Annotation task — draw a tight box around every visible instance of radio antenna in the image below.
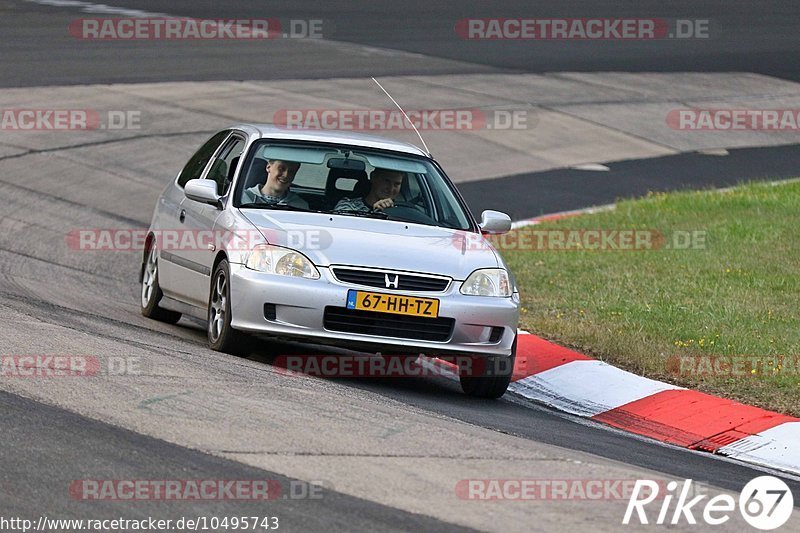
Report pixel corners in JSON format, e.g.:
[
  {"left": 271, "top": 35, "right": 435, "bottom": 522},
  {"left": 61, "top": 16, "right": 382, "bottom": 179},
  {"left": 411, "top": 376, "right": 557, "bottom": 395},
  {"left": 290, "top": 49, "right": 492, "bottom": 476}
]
[{"left": 371, "top": 77, "right": 431, "bottom": 157}]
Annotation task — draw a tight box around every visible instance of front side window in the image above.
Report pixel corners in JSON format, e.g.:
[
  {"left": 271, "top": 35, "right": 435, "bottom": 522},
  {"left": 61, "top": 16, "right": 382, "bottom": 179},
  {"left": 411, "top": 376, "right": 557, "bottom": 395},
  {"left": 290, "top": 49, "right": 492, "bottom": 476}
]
[
  {"left": 234, "top": 141, "right": 473, "bottom": 230},
  {"left": 206, "top": 135, "right": 246, "bottom": 195},
  {"left": 176, "top": 130, "right": 230, "bottom": 187}
]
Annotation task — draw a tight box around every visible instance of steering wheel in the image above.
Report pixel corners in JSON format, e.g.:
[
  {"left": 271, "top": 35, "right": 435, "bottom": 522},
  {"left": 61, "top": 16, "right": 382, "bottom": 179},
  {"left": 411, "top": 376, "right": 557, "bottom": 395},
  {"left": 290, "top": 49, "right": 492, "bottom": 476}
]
[
  {"left": 389, "top": 200, "right": 424, "bottom": 211},
  {"left": 383, "top": 201, "right": 437, "bottom": 224}
]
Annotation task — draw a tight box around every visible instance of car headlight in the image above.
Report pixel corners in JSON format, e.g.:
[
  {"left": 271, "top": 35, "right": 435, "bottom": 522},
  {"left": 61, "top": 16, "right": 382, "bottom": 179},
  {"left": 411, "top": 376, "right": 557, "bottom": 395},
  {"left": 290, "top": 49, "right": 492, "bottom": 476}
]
[
  {"left": 460, "top": 268, "right": 512, "bottom": 297},
  {"left": 245, "top": 244, "right": 320, "bottom": 279}
]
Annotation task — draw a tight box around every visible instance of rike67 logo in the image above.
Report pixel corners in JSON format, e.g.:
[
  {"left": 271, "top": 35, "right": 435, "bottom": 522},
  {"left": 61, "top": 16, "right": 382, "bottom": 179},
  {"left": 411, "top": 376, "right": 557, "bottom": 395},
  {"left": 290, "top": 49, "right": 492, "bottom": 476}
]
[{"left": 624, "top": 476, "right": 794, "bottom": 530}]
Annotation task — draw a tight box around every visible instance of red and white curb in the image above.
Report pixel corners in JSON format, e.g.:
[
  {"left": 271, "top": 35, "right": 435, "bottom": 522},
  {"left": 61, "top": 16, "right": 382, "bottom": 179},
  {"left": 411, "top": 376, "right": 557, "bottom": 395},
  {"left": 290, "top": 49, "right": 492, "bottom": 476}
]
[
  {"left": 510, "top": 203, "right": 616, "bottom": 230},
  {"left": 426, "top": 204, "right": 799, "bottom": 474},
  {"left": 506, "top": 203, "right": 798, "bottom": 475},
  {"left": 510, "top": 333, "right": 800, "bottom": 475},
  {"left": 422, "top": 332, "right": 799, "bottom": 476}
]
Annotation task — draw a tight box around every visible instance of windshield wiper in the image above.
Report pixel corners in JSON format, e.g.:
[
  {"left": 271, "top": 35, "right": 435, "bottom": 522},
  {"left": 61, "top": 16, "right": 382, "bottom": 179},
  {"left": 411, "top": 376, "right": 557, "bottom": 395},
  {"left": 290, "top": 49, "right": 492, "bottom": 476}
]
[
  {"left": 332, "top": 209, "right": 389, "bottom": 219},
  {"left": 239, "top": 203, "right": 315, "bottom": 212}
]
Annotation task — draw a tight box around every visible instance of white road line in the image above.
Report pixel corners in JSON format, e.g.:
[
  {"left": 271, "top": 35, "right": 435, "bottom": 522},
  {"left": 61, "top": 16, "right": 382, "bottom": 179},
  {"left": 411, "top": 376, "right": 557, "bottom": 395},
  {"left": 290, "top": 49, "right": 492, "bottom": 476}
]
[{"left": 23, "top": 0, "right": 170, "bottom": 18}]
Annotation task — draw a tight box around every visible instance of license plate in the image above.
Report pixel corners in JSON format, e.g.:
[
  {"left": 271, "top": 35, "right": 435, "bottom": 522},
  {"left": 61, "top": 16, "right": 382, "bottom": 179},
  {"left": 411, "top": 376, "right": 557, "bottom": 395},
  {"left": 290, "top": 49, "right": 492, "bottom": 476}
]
[{"left": 346, "top": 290, "right": 439, "bottom": 318}]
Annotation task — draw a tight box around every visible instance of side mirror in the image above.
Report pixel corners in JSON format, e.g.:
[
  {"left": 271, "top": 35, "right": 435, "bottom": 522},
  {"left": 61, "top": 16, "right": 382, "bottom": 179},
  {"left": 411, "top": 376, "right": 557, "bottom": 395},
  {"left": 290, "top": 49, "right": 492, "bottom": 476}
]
[
  {"left": 185, "top": 179, "right": 222, "bottom": 207},
  {"left": 479, "top": 210, "right": 512, "bottom": 234}
]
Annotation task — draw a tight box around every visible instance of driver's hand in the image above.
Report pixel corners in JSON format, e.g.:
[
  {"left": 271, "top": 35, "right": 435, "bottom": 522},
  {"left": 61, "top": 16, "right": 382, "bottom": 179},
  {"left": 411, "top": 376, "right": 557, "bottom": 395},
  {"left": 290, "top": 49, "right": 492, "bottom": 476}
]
[{"left": 372, "top": 198, "right": 394, "bottom": 211}]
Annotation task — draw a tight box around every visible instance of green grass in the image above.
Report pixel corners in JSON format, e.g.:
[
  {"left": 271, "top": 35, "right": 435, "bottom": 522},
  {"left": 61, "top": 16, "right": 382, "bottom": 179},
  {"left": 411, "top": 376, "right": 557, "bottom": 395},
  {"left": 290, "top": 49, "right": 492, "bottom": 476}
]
[{"left": 503, "top": 180, "right": 800, "bottom": 416}]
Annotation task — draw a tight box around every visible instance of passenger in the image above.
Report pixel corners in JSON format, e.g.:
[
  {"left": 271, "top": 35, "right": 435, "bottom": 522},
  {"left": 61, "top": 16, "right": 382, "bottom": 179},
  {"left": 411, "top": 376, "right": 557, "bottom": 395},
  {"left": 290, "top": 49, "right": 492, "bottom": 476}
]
[
  {"left": 334, "top": 168, "right": 403, "bottom": 212},
  {"left": 242, "top": 159, "right": 309, "bottom": 209}
]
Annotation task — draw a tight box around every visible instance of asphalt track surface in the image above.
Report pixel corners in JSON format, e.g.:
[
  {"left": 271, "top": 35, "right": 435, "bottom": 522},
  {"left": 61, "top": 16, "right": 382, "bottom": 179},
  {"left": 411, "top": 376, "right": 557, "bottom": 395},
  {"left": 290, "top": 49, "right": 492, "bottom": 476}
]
[
  {"left": 0, "top": 391, "right": 470, "bottom": 532},
  {"left": 2, "top": 0, "right": 800, "bottom": 531},
  {"left": 460, "top": 143, "right": 800, "bottom": 220},
  {"left": 3, "top": 0, "right": 800, "bottom": 87}
]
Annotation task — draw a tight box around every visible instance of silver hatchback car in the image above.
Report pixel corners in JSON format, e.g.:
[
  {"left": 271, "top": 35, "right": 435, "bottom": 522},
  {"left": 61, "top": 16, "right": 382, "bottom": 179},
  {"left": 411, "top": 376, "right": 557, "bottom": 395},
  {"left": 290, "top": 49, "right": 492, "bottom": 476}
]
[{"left": 141, "top": 125, "right": 519, "bottom": 397}]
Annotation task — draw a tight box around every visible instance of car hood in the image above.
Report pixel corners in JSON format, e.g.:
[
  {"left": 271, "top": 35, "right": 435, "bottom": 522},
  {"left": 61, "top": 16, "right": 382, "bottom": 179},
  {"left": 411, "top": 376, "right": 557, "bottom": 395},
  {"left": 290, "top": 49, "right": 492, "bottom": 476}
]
[{"left": 239, "top": 209, "right": 500, "bottom": 279}]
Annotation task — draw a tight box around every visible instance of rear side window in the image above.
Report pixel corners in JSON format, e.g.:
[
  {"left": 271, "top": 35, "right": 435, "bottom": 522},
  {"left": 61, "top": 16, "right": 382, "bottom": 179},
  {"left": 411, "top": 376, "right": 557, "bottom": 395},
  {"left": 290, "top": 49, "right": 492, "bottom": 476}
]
[{"left": 177, "top": 131, "right": 230, "bottom": 187}]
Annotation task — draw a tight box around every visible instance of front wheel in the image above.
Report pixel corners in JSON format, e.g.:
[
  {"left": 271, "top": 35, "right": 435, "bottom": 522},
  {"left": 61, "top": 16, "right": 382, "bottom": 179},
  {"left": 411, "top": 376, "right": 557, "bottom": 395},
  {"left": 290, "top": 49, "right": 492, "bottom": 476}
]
[
  {"left": 208, "top": 259, "right": 250, "bottom": 355},
  {"left": 140, "top": 246, "right": 182, "bottom": 324},
  {"left": 460, "top": 335, "right": 516, "bottom": 399}
]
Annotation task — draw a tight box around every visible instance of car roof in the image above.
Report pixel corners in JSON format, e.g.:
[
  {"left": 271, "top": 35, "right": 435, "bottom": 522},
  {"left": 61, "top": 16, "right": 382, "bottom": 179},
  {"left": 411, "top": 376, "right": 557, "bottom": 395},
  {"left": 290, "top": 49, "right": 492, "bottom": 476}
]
[{"left": 230, "top": 124, "right": 431, "bottom": 159}]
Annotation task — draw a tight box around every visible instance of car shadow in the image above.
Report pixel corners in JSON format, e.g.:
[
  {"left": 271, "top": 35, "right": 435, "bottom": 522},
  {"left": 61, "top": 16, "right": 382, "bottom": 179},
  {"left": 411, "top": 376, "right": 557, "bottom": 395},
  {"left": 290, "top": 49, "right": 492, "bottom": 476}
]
[{"left": 175, "top": 316, "right": 497, "bottom": 406}]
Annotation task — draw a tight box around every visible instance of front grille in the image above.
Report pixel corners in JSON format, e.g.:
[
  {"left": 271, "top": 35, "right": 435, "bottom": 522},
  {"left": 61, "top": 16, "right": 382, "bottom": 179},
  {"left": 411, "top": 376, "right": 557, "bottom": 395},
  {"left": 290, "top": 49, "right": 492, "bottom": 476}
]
[
  {"left": 331, "top": 267, "right": 450, "bottom": 292},
  {"left": 323, "top": 307, "right": 454, "bottom": 342}
]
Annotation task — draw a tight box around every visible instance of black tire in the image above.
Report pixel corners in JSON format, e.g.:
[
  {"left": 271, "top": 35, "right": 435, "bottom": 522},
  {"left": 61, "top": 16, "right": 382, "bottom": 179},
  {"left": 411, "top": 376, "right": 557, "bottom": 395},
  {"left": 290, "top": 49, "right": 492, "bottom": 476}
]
[
  {"left": 208, "top": 259, "right": 250, "bottom": 356},
  {"left": 140, "top": 245, "right": 182, "bottom": 324},
  {"left": 460, "top": 335, "right": 516, "bottom": 399}
]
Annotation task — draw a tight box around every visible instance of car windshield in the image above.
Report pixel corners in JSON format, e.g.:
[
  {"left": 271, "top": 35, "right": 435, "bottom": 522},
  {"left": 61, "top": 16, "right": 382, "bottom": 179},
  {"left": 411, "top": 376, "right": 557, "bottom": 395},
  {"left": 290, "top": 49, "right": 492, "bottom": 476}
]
[{"left": 234, "top": 141, "right": 473, "bottom": 230}]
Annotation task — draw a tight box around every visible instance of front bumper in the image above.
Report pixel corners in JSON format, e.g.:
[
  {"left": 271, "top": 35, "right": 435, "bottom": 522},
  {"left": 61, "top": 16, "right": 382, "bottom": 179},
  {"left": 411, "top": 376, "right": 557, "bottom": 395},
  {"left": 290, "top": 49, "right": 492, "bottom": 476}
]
[{"left": 228, "top": 263, "right": 518, "bottom": 357}]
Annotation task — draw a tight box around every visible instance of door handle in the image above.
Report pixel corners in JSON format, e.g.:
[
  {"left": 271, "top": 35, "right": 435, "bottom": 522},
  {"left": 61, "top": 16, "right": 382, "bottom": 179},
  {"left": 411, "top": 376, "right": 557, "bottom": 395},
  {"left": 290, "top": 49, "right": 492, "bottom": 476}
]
[{"left": 179, "top": 209, "right": 186, "bottom": 223}]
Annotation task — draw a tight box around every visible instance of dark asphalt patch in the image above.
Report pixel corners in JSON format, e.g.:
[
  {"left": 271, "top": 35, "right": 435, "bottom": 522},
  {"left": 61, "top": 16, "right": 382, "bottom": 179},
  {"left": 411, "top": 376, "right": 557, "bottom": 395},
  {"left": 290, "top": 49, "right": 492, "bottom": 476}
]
[
  {"left": 0, "top": 390, "right": 475, "bottom": 532},
  {"left": 458, "top": 143, "right": 800, "bottom": 220}
]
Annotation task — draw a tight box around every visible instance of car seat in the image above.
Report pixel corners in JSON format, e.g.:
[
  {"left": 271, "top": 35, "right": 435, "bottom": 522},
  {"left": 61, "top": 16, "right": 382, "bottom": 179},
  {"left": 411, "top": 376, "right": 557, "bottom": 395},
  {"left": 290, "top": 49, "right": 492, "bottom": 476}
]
[
  {"left": 243, "top": 157, "right": 269, "bottom": 191},
  {"left": 325, "top": 168, "right": 368, "bottom": 208}
]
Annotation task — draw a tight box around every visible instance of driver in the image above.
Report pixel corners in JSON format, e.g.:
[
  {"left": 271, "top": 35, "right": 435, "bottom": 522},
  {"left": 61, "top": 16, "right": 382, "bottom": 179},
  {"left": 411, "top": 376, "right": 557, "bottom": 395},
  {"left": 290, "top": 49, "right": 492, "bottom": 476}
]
[{"left": 334, "top": 168, "right": 403, "bottom": 212}]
